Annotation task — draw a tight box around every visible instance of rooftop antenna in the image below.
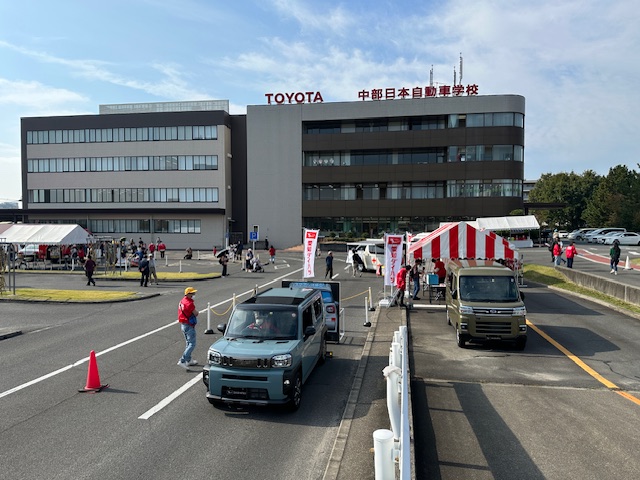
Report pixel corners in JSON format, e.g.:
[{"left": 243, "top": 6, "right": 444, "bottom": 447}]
[
  {"left": 459, "top": 52, "right": 463, "bottom": 85},
  {"left": 429, "top": 65, "right": 434, "bottom": 87},
  {"left": 453, "top": 65, "right": 457, "bottom": 86}
]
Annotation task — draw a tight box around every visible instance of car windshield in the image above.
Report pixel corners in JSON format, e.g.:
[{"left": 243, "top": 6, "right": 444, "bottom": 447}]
[
  {"left": 459, "top": 276, "right": 519, "bottom": 302},
  {"left": 225, "top": 308, "right": 298, "bottom": 340}
]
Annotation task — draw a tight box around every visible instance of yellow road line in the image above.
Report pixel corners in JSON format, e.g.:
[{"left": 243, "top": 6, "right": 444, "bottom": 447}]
[{"left": 526, "top": 319, "right": 640, "bottom": 406}]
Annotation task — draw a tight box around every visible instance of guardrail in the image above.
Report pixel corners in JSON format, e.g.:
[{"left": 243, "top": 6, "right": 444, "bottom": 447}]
[{"left": 374, "top": 325, "right": 411, "bottom": 479}]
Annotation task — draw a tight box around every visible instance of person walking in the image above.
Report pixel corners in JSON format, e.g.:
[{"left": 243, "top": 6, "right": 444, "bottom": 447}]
[
  {"left": 352, "top": 249, "right": 364, "bottom": 277},
  {"left": 84, "top": 254, "right": 96, "bottom": 286},
  {"left": 565, "top": 241, "right": 578, "bottom": 268},
  {"left": 610, "top": 239, "right": 621, "bottom": 275},
  {"left": 395, "top": 265, "right": 410, "bottom": 307},
  {"left": 325, "top": 251, "right": 334, "bottom": 279},
  {"left": 177, "top": 287, "right": 199, "bottom": 368},
  {"left": 148, "top": 252, "right": 158, "bottom": 284},
  {"left": 138, "top": 254, "right": 150, "bottom": 287},
  {"left": 410, "top": 260, "right": 422, "bottom": 300},
  {"left": 268, "top": 245, "right": 276, "bottom": 264}
]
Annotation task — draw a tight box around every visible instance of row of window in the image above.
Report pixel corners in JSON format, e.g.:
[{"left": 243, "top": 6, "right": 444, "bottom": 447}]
[
  {"left": 91, "top": 219, "right": 201, "bottom": 234},
  {"left": 303, "top": 180, "right": 522, "bottom": 200},
  {"left": 303, "top": 112, "right": 524, "bottom": 134},
  {"left": 28, "top": 187, "right": 219, "bottom": 204},
  {"left": 27, "top": 155, "right": 219, "bottom": 173},
  {"left": 34, "top": 219, "right": 201, "bottom": 234},
  {"left": 26, "top": 125, "right": 218, "bottom": 145},
  {"left": 304, "top": 145, "right": 523, "bottom": 166}
]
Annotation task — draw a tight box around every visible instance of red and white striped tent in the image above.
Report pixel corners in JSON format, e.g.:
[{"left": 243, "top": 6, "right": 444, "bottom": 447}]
[{"left": 408, "top": 221, "right": 517, "bottom": 260}]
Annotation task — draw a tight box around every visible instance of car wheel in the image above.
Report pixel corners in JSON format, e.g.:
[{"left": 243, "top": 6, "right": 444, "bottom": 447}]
[
  {"left": 319, "top": 337, "right": 327, "bottom": 365},
  {"left": 286, "top": 373, "right": 302, "bottom": 411},
  {"left": 515, "top": 337, "right": 527, "bottom": 351},
  {"left": 456, "top": 328, "right": 466, "bottom": 348}
]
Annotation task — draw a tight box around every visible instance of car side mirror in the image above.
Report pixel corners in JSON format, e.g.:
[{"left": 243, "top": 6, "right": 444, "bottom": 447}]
[
  {"left": 217, "top": 323, "right": 227, "bottom": 334},
  {"left": 304, "top": 326, "right": 317, "bottom": 339},
  {"left": 451, "top": 290, "right": 458, "bottom": 300}
]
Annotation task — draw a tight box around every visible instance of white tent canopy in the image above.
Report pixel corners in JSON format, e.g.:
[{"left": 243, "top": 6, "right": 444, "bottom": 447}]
[
  {"left": 472, "top": 215, "right": 540, "bottom": 232},
  {"left": 2, "top": 224, "right": 93, "bottom": 245}
]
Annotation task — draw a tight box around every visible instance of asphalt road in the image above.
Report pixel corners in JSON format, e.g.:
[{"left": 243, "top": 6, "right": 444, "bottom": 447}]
[
  {"left": 0, "top": 253, "right": 380, "bottom": 480},
  {"left": 410, "top": 243, "right": 640, "bottom": 479}
]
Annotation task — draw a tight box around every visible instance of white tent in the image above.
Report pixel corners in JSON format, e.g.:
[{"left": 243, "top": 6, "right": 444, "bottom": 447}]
[
  {"left": 473, "top": 215, "right": 540, "bottom": 232},
  {"left": 2, "top": 224, "right": 93, "bottom": 245}
]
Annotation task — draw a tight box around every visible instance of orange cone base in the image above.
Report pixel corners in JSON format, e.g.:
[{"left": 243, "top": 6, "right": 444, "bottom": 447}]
[{"left": 78, "top": 384, "right": 109, "bottom": 393}]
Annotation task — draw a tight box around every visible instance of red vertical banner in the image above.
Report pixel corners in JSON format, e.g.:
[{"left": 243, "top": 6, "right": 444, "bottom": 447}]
[
  {"left": 384, "top": 234, "right": 404, "bottom": 286},
  {"left": 303, "top": 229, "right": 319, "bottom": 278}
]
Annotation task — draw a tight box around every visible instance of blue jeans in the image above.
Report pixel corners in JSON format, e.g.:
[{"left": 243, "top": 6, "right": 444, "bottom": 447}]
[
  {"left": 180, "top": 323, "right": 196, "bottom": 363},
  {"left": 413, "top": 279, "right": 420, "bottom": 298}
]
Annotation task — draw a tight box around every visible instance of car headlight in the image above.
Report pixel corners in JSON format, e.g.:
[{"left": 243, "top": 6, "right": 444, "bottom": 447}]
[
  {"left": 460, "top": 305, "right": 474, "bottom": 315},
  {"left": 271, "top": 353, "right": 292, "bottom": 368},
  {"left": 513, "top": 306, "right": 527, "bottom": 316},
  {"left": 208, "top": 350, "right": 221, "bottom": 365}
]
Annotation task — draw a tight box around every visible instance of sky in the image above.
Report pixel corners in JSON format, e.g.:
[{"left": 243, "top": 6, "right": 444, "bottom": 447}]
[{"left": 1, "top": 0, "right": 638, "bottom": 202}]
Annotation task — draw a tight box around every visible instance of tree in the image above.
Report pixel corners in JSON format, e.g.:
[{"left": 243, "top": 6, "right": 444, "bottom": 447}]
[
  {"left": 529, "top": 171, "right": 602, "bottom": 229},
  {"left": 583, "top": 165, "right": 640, "bottom": 230}
]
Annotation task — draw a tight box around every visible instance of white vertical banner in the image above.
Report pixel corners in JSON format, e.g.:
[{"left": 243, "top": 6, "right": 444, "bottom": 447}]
[
  {"left": 384, "top": 234, "right": 404, "bottom": 286},
  {"left": 303, "top": 229, "right": 319, "bottom": 278}
]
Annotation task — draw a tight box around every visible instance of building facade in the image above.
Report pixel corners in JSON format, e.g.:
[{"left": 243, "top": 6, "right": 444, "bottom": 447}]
[
  {"left": 18, "top": 94, "right": 525, "bottom": 250},
  {"left": 247, "top": 94, "right": 525, "bottom": 247},
  {"left": 20, "top": 101, "right": 243, "bottom": 251}
]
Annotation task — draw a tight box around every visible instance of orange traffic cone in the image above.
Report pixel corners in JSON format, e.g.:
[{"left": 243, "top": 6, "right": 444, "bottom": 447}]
[{"left": 79, "top": 350, "right": 108, "bottom": 393}]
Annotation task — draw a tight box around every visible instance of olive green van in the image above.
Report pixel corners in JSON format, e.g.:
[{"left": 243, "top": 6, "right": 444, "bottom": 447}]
[{"left": 445, "top": 260, "right": 527, "bottom": 349}]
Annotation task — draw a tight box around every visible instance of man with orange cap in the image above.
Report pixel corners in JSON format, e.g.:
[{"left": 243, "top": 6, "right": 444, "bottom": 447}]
[{"left": 177, "top": 286, "right": 199, "bottom": 369}]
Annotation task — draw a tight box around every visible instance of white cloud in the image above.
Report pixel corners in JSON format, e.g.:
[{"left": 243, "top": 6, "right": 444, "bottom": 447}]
[{"left": 0, "top": 78, "right": 88, "bottom": 108}]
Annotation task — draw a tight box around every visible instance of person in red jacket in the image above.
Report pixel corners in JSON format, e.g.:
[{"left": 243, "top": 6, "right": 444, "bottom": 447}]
[
  {"left": 565, "top": 241, "right": 578, "bottom": 268},
  {"left": 394, "top": 265, "right": 410, "bottom": 307},
  {"left": 177, "top": 287, "right": 199, "bottom": 369}
]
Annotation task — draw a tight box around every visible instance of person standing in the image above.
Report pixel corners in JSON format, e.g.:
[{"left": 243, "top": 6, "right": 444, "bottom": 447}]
[
  {"left": 553, "top": 241, "right": 565, "bottom": 266},
  {"left": 177, "top": 287, "right": 198, "bottom": 368},
  {"left": 565, "top": 241, "right": 578, "bottom": 268},
  {"left": 219, "top": 252, "right": 229, "bottom": 277},
  {"left": 325, "top": 251, "right": 334, "bottom": 279},
  {"left": 245, "top": 248, "right": 254, "bottom": 271},
  {"left": 395, "top": 265, "right": 410, "bottom": 307},
  {"left": 433, "top": 258, "right": 446, "bottom": 284},
  {"left": 157, "top": 239, "right": 166, "bottom": 259},
  {"left": 265, "top": 237, "right": 269, "bottom": 250},
  {"left": 138, "top": 254, "right": 150, "bottom": 287},
  {"left": 84, "top": 255, "right": 96, "bottom": 286},
  {"left": 268, "top": 245, "right": 276, "bottom": 264},
  {"left": 148, "top": 252, "right": 158, "bottom": 284},
  {"left": 610, "top": 239, "right": 621, "bottom": 275},
  {"left": 410, "top": 260, "right": 422, "bottom": 300}
]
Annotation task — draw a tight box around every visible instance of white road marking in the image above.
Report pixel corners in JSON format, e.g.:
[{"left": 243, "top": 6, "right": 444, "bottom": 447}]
[
  {"left": 138, "top": 375, "right": 202, "bottom": 419},
  {"left": 0, "top": 268, "right": 303, "bottom": 403}
]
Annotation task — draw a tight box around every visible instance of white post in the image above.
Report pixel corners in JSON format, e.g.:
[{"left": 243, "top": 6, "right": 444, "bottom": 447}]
[
  {"left": 179, "top": 260, "right": 182, "bottom": 273},
  {"left": 204, "top": 301, "right": 214, "bottom": 334},
  {"left": 197, "top": 250, "right": 200, "bottom": 260},
  {"left": 165, "top": 253, "right": 168, "bottom": 267},
  {"left": 363, "top": 297, "right": 371, "bottom": 327},
  {"left": 383, "top": 365, "right": 401, "bottom": 440},
  {"left": 368, "top": 286, "right": 376, "bottom": 311},
  {"left": 373, "top": 429, "right": 395, "bottom": 480},
  {"left": 233, "top": 293, "right": 237, "bottom": 309}
]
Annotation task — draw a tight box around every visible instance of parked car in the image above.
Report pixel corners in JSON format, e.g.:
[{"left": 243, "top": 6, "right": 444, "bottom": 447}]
[
  {"left": 557, "top": 230, "right": 569, "bottom": 239},
  {"left": 591, "top": 229, "right": 627, "bottom": 244},
  {"left": 603, "top": 232, "right": 640, "bottom": 246},
  {"left": 584, "top": 228, "right": 626, "bottom": 243},
  {"left": 567, "top": 228, "right": 596, "bottom": 241},
  {"left": 17, "top": 244, "right": 46, "bottom": 261}
]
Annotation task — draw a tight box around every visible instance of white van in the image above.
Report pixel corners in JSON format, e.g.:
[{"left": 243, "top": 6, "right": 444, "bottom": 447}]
[{"left": 347, "top": 240, "right": 385, "bottom": 272}]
